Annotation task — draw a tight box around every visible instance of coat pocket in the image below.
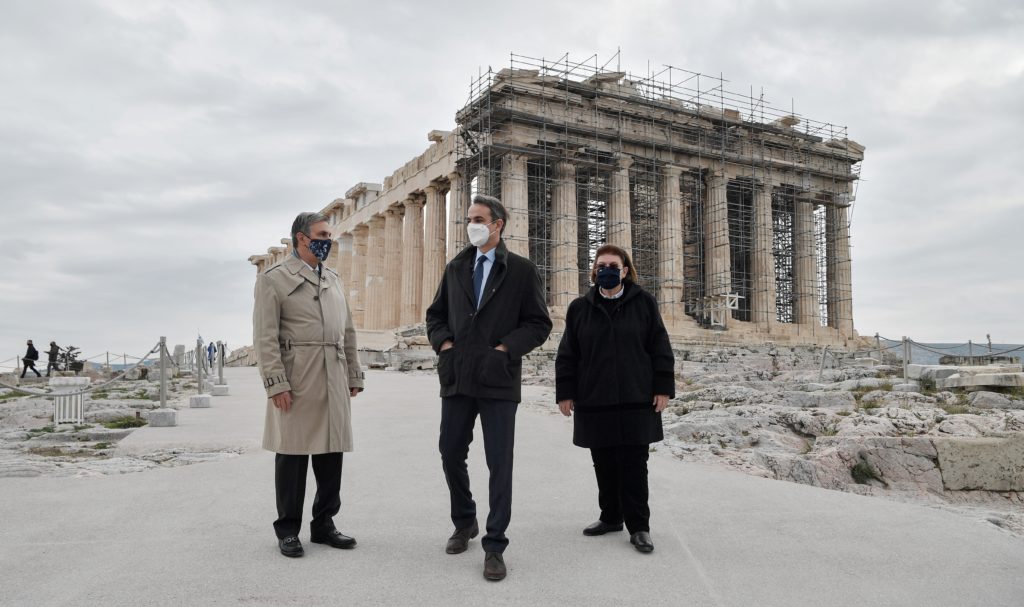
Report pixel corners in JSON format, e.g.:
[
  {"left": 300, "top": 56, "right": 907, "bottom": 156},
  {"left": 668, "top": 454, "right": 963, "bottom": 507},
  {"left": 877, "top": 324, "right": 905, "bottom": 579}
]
[
  {"left": 437, "top": 349, "right": 456, "bottom": 386},
  {"left": 478, "top": 348, "right": 515, "bottom": 388}
]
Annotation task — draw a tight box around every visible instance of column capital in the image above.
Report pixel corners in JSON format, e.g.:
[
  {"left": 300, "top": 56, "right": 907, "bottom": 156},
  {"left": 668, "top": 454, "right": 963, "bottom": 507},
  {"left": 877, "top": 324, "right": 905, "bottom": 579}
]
[
  {"left": 502, "top": 151, "right": 529, "bottom": 163},
  {"left": 555, "top": 159, "right": 576, "bottom": 177},
  {"left": 423, "top": 182, "right": 441, "bottom": 195},
  {"left": 615, "top": 154, "right": 634, "bottom": 171},
  {"left": 403, "top": 197, "right": 425, "bottom": 210},
  {"left": 662, "top": 164, "right": 684, "bottom": 178},
  {"left": 383, "top": 206, "right": 404, "bottom": 218}
]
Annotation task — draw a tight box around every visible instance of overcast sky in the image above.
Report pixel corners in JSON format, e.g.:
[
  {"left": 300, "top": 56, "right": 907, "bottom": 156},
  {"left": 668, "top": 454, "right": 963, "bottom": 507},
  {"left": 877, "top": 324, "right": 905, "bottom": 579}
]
[{"left": 2, "top": 0, "right": 1022, "bottom": 364}]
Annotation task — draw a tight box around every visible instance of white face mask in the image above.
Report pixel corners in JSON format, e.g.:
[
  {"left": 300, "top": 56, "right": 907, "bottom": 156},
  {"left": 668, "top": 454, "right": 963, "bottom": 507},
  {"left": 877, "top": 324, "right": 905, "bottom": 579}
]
[{"left": 467, "top": 222, "right": 494, "bottom": 248}]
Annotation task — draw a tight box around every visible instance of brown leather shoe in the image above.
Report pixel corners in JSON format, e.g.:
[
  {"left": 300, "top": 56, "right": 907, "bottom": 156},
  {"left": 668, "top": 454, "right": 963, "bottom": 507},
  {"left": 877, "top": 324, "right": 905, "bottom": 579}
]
[
  {"left": 445, "top": 520, "right": 479, "bottom": 554},
  {"left": 483, "top": 551, "right": 506, "bottom": 581}
]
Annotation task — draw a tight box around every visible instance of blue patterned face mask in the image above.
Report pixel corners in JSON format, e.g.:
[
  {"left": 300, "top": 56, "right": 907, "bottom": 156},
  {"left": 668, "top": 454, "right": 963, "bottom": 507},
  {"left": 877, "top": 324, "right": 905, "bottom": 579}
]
[{"left": 308, "top": 238, "right": 332, "bottom": 262}]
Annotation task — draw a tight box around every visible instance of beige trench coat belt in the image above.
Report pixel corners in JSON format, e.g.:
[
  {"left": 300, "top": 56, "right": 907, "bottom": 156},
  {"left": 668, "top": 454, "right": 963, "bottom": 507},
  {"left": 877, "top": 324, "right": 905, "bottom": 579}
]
[{"left": 280, "top": 339, "right": 346, "bottom": 360}]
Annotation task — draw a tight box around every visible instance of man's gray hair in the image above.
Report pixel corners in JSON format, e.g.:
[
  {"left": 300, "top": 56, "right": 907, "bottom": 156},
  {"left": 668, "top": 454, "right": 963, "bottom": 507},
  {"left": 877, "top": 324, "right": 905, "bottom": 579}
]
[
  {"left": 291, "top": 212, "right": 329, "bottom": 248},
  {"left": 471, "top": 194, "right": 508, "bottom": 235}
]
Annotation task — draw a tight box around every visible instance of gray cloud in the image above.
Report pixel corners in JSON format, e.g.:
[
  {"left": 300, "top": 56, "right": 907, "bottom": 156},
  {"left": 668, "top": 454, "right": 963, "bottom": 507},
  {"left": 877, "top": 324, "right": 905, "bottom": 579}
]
[{"left": 1, "top": 0, "right": 1022, "bottom": 362}]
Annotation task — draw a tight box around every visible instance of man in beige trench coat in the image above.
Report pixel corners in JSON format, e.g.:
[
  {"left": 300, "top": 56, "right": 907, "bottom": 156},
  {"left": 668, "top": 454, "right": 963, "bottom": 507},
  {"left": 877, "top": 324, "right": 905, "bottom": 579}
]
[{"left": 254, "top": 211, "right": 365, "bottom": 558}]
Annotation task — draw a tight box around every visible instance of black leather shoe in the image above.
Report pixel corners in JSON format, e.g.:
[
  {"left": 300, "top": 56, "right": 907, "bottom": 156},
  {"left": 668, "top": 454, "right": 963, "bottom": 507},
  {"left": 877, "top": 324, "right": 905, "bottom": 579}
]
[
  {"left": 483, "top": 551, "right": 506, "bottom": 581},
  {"left": 445, "top": 520, "right": 479, "bottom": 554},
  {"left": 310, "top": 529, "right": 357, "bottom": 549},
  {"left": 630, "top": 531, "right": 654, "bottom": 553},
  {"left": 278, "top": 535, "right": 304, "bottom": 558},
  {"left": 583, "top": 520, "right": 624, "bottom": 536}
]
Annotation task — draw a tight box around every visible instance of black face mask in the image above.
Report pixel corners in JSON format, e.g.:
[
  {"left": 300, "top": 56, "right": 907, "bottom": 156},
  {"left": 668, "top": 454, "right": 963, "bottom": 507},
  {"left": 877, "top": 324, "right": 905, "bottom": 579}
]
[{"left": 596, "top": 266, "right": 622, "bottom": 289}]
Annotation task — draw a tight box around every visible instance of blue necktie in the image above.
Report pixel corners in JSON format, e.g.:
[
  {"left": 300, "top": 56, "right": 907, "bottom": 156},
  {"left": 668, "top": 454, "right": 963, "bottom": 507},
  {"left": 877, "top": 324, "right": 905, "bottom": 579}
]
[{"left": 473, "top": 255, "right": 487, "bottom": 308}]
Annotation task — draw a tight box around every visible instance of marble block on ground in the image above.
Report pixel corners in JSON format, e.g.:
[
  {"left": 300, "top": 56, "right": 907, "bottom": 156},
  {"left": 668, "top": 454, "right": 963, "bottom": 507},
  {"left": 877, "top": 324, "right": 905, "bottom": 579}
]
[
  {"left": 211, "top": 384, "right": 230, "bottom": 396},
  {"left": 189, "top": 394, "right": 212, "bottom": 408},
  {"left": 149, "top": 409, "right": 178, "bottom": 427}
]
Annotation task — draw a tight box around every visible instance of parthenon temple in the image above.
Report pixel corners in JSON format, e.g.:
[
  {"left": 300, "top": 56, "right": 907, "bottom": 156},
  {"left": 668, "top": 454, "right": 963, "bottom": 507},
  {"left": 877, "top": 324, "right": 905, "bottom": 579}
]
[{"left": 249, "top": 54, "right": 865, "bottom": 347}]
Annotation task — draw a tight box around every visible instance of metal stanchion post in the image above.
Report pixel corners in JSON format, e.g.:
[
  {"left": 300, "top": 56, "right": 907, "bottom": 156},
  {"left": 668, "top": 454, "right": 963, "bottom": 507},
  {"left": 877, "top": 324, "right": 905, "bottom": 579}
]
[
  {"left": 217, "top": 340, "right": 224, "bottom": 385},
  {"left": 875, "top": 333, "right": 882, "bottom": 361},
  {"left": 159, "top": 336, "right": 168, "bottom": 407},
  {"left": 196, "top": 339, "right": 203, "bottom": 395},
  {"left": 902, "top": 336, "right": 909, "bottom": 381},
  {"left": 968, "top": 340, "right": 974, "bottom": 361}
]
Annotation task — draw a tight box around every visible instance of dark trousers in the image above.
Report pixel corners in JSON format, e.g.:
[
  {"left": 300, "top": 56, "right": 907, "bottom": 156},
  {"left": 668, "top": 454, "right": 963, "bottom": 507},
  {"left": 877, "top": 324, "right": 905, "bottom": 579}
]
[
  {"left": 273, "top": 452, "right": 343, "bottom": 539},
  {"left": 590, "top": 445, "right": 651, "bottom": 534},
  {"left": 46, "top": 361, "right": 59, "bottom": 376},
  {"left": 439, "top": 396, "right": 517, "bottom": 553},
  {"left": 20, "top": 359, "right": 40, "bottom": 378}
]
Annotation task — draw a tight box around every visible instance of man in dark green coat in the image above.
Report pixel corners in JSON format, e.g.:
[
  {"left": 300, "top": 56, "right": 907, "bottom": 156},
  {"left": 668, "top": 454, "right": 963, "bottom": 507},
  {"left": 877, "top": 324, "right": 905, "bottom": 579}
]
[{"left": 425, "top": 194, "right": 552, "bottom": 581}]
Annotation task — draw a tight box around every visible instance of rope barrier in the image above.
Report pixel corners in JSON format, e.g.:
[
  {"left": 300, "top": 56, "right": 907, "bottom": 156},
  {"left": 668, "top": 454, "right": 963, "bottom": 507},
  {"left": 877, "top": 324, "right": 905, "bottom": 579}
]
[
  {"left": 905, "top": 339, "right": 973, "bottom": 352},
  {"left": 961, "top": 343, "right": 1024, "bottom": 357},
  {"left": 906, "top": 341, "right": 962, "bottom": 357},
  {"left": 0, "top": 342, "right": 162, "bottom": 398}
]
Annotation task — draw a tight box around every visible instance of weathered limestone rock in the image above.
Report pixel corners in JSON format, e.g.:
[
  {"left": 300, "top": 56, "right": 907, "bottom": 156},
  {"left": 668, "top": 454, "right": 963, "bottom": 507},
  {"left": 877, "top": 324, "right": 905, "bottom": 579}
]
[
  {"left": 936, "top": 371, "right": 1024, "bottom": 390},
  {"left": 891, "top": 383, "right": 921, "bottom": 393},
  {"left": 777, "top": 391, "right": 856, "bottom": 409},
  {"left": 148, "top": 409, "right": 178, "bottom": 427},
  {"left": 211, "top": 385, "right": 230, "bottom": 396},
  {"left": 969, "top": 391, "right": 1012, "bottom": 409},
  {"left": 934, "top": 436, "right": 1024, "bottom": 491},
  {"left": 677, "top": 385, "right": 767, "bottom": 405},
  {"left": 189, "top": 395, "right": 211, "bottom": 409}
]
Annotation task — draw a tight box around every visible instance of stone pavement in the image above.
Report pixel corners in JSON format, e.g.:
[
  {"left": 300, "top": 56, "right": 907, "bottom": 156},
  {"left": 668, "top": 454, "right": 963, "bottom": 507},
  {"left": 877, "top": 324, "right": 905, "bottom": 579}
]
[{"left": 1, "top": 367, "right": 1022, "bottom": 606}]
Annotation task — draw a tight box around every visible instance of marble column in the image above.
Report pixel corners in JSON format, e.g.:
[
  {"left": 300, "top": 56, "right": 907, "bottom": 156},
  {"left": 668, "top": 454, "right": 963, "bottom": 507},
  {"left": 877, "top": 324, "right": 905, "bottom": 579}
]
[
  {"left": 751, "top": 181, "right": 777, "bottom": 329},
  {"left": 325, "top": 240, "right": 340, "bottom": 273},
  {"left": 400, "top": 197, "right": 425, "bottom": 326},
  {"left": 501, "top": 153, "right": 529, "bottom": 257},
  {"left": 607, "top": 155, "right": 633, "bottom": 255},
  {"left": 383, "top": 207, "right": 404, "bottom": 329},
  {"left": 349, "top": 225, "right": 369, "bottom": 328},
  {"left": 476, "top": 167, "right": 491, "bottom": 198},
  {"left": 447, "top": 170, "right": 469, "bottom": 259},
  {"left": 704, "top": 171, "right": 731, "bottom": 327},
  {"left": 421, "top": 184, "right": 447, "bottom": 313},
  {"left": 793, "top": 195, "right": 820, "bottom": 328},
  {"left": 334, "top": 232, "right": 354, "bottom": 284},
  {"left": 826, "top": 196, "right": 854, "bottom": 334},
  {"left": 364, "top": 217, "right": 386, "bottom": 329},
  {"left": 551, "top": 160, "right": 578, "bottom": 310},
  {"left": 657, "top": 165, "right": 685, "bottom": 330}
]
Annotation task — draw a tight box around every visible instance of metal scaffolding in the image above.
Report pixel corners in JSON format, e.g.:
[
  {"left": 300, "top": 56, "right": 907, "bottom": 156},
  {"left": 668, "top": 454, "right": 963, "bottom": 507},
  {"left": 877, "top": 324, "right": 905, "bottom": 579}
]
[{"left": 453, "top": 52, "right": 862, "bottom": 338}]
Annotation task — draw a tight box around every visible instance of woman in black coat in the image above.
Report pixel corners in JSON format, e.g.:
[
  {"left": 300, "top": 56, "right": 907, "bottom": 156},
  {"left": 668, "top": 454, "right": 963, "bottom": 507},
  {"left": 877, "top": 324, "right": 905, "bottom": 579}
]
[{"left": 555, "top": 243, "right": 675, "bottom": 553}]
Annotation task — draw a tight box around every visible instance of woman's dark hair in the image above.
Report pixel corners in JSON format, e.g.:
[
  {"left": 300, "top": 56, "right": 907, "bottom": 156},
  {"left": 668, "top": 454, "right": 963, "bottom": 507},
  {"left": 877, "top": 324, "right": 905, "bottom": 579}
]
[{"left": 589, "top": 243, "right": 639, "bottom": 285}]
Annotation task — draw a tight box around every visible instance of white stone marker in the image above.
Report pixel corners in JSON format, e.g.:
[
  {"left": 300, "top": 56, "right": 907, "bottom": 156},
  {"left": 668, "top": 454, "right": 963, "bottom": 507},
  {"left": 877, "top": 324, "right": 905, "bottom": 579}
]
[
  {"left": 149, "top": 409, "right": 178, "bottom": 427},
  {"left": 189, "top": 394, "right": 212, "bottom": 408}
]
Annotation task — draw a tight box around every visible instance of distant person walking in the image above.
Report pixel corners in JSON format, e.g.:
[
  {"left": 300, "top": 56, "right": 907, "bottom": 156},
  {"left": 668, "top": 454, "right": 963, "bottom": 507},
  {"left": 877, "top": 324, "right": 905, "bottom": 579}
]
[
  {"left": 207, "top": 342, "right": 216, "bottom": 368},
  {"left": 254, "top": 211, "right": 365, "bottom": 559},
  {"left": 46, "top": 341, "right": 60, "bottom": 377},
  {"left": 555, "top": 244, "right": 675, "bottom": 554},
  {"left": 21, "top": 340, "right": 41, "bottom": 378}
]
